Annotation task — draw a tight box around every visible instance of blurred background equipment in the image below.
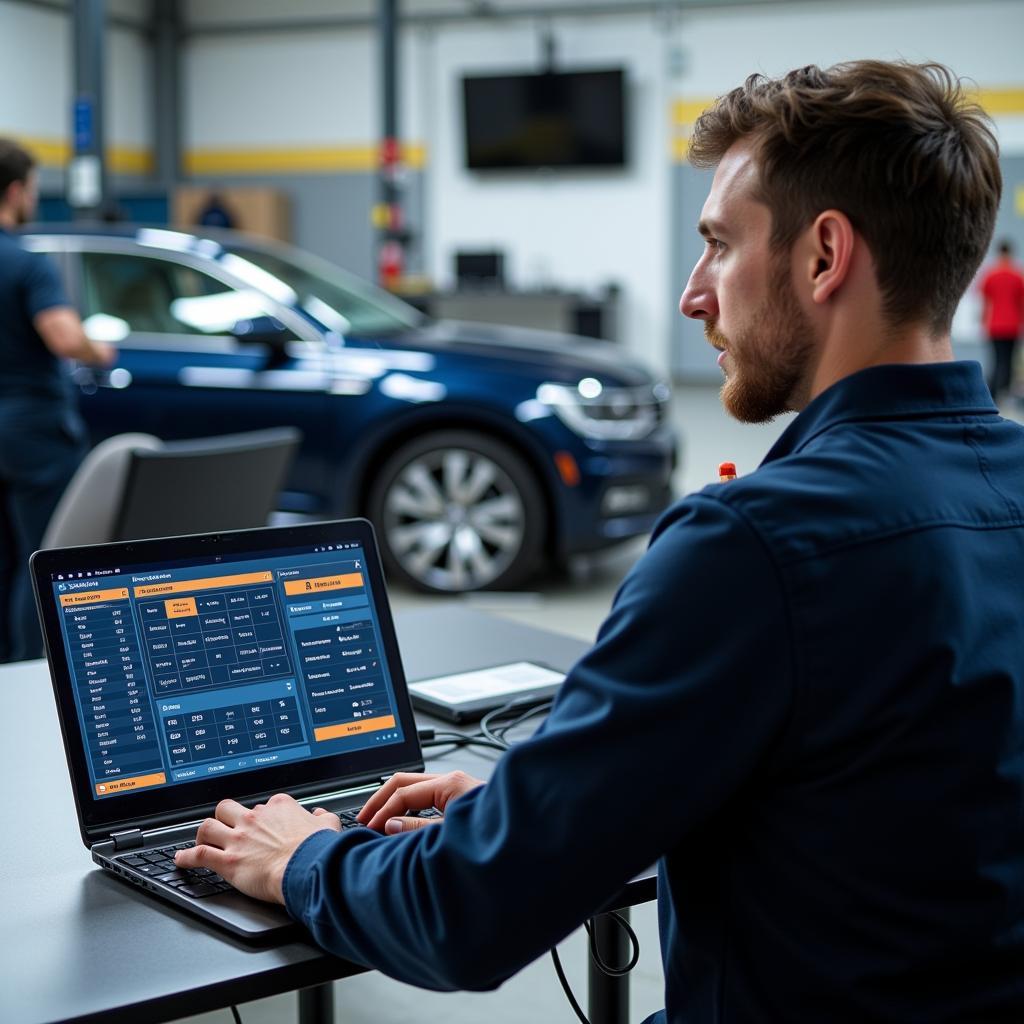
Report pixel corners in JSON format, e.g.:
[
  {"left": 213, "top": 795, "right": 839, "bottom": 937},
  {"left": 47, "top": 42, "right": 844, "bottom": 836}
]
[
  {"left": 462, "top": 67, "right": 628, "bottom": 171},
  {"left": 173, "top": 186, "right": 290, "bottom": 243},
  {"left": 455, "top": 249, "right": 505, "bottom": 290}
]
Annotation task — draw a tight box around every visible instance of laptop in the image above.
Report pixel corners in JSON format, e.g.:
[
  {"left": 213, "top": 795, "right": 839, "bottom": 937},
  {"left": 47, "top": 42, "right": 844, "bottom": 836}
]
[{"left": 31, "top": 518, "right": 427, "bottom": 941}]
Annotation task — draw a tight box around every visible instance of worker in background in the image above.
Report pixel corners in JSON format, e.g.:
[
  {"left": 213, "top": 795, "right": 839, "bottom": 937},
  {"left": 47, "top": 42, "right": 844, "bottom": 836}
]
[
  {"left": 0, "top": 139, "right": 115, "bottom": 662},
  {"left": 979, "top": 238, "right": 1024, "bottom": 402},
  {"left": 177, "top": 63, "right": 1024, "bottom": 1022}
]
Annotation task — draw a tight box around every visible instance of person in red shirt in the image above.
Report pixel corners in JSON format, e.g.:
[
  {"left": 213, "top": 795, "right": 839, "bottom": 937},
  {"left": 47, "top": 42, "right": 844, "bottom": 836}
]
[{"left": 979, "top": 239, "right": 1024, "bottom": 400}]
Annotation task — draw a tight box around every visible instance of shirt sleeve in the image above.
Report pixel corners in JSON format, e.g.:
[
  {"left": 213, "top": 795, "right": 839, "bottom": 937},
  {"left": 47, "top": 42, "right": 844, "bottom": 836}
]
[
  {"left": 283, "top": 493, "right": 795, "bottom": 991},
  {"left": 21, "top": 250, "right": 70, "bottom": 319}
]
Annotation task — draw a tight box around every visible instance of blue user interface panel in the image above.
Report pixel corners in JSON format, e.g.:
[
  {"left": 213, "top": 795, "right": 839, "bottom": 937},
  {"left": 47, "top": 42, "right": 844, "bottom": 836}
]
[{"left": 50, "top": 543, "right": 404, "bottom": 799}]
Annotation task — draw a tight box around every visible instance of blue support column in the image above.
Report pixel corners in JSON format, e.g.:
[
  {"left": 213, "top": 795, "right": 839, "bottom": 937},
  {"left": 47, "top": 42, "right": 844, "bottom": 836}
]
[{"left": 70, "top": 0, "right": 108, "bottom": 218}]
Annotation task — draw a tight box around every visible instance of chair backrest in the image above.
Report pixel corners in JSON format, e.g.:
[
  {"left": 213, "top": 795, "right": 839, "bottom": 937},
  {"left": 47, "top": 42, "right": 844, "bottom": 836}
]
[
  {"left": 41, "top": 428, "right": 302, "bottom": 549},
  {"left": 41, "top": 433, "right": 163, "bottom": 548},
  {"left": 113, "top": 427, "right": 302, "bottom": 540}
]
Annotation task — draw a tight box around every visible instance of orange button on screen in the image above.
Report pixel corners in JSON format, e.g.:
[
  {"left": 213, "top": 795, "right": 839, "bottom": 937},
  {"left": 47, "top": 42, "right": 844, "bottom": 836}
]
[
  {"left": 95, "top": 772, "right": 167, "bottom": 796},
  {"left": 59, "top": 587, "right": 130, "bottom": 608},
  {"left": 165, "top": 597, "right": 198, "bottom": 619},
  {"left": 133, "top": 571, "right": 273, "bottom": 598},
  {"left": 314, "top": 715, "right": 396, "bottom": 742},
  {"left": 284, "top": 572, "right": 364, "bottom": 597}
]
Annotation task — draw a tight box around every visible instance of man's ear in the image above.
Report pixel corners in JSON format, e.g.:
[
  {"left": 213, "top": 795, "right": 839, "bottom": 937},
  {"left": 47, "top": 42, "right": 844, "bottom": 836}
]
[
  {"left": 1, "top": 179, "right": 22, "bottom": 211},
  {"left": 805, "top": 209, "right": 855, "bottom": 306}
]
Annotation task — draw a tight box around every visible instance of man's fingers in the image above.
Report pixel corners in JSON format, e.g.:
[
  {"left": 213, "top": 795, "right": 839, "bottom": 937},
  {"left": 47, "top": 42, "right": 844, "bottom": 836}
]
[
  {"left": 194, "top": 816, "right": 234, "bottom": 849},
  {"left": 311, "top": 807, "right": 342, "bottom": 830},
  {"left": 214, "top": 798, "right": 247, "bottom": 826},
  {"left": 357, "top": 772, "right": 439, "bottom": 824},
  {"left": 364, "top": 778, "right": 443, "bottom": 832},
  {"left": 384, "top": 815, "right": 443, "bottom": 835},
  {"left": 175, "top": 843, "right": 231, "bottom": 873}
]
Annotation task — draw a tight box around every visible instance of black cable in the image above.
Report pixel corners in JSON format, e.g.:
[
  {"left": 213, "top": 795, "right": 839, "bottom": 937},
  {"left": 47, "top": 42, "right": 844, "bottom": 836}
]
[
  {"left": 422, "top": 701, "right": 640, "bottom": 1016},
  {"left": 479, "top": 704, "right": 511, "bottom": 750},
  {"left": 550, "top": 948, "right": 590, "bottom": 1024},
  {"left": 496, "top": 701, "right": 552, "bottom": 742},
  {"left": 583, "top": 911, "right": 641, "bottom": 976},
  {"left": 480, "top": 697, "right": 553, "bottom": 750},
  {"left": 229, "top": 1006, "right": 243, "bottom": 1024}
]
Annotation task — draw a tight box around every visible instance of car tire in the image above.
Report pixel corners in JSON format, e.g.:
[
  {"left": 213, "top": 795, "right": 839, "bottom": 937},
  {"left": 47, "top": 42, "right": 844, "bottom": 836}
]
[{"left": 367, "top": 430, "right": 546, "bottom": 593}]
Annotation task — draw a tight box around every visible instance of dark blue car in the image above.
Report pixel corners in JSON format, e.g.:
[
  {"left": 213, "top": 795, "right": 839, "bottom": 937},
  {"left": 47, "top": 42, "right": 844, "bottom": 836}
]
[{"left": 22, "top": 226, "right": 677, "bottom": 593}]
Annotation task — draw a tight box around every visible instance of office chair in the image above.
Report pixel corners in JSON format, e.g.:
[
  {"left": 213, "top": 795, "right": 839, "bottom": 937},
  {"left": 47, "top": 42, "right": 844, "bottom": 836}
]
[{"left": 42, "top": 427, "right": 302, "bottom": 548}]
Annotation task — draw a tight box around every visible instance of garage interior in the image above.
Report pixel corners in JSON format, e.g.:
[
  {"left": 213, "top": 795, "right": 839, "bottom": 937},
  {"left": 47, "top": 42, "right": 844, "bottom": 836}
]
[{"left": 1, "top": 1, "right": 1023, "bottom": 1022}]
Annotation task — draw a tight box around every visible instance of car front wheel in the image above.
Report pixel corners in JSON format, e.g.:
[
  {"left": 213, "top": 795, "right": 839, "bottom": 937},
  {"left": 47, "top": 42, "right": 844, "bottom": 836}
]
[{"left": 367, "top": 430, "right": 545, "bottom": 593}]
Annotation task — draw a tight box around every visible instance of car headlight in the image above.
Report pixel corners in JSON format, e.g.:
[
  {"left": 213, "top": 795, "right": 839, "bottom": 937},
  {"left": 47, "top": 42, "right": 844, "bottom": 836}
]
[{"left": 537, "top": 380, "right": 670, "bottom": 440}]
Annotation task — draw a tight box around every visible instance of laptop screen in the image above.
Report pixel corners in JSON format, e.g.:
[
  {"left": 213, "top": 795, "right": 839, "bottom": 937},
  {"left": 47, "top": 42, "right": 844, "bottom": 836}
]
[{"left": 33, "top": 520, "right": 423, "bottom": 838}]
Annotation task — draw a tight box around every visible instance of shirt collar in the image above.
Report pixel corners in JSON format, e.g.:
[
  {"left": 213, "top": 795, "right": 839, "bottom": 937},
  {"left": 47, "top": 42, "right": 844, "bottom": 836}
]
[{"left": 762, "top": 361, "right": 997, "bottom": 466}]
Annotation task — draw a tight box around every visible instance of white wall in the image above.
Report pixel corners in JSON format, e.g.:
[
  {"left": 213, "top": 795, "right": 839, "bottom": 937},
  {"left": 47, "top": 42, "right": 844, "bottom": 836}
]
[
  {"left": 669, "top": 0, "right": 1024, "bottom": 152},
  {"left": 186, "top": 29, "right": 381, "bottom": 149},
  {"left": 178, "top": 0, "right": 1024, "bottom": 376},
  {"left": 666, "top": 0, "right": 1024, "bottom": 366},
  {"left": 0, "top": 1, "right": 68, "bottom": 141},
  {"left": 0, "top": 0, "right": 153, "bottom": 164},
  {"left": 419, "top": 14, "right": 672, "bottom": 368},
  {"left": 178, "top": 3, "right": 672, "bottom": 366}
]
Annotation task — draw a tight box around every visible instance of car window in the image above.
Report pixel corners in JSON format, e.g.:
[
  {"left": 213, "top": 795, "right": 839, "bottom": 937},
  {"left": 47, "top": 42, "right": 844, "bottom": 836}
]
[
  {"left": 227, "top": 245, "right": 423, "bottom": 336},
  {"left": 80, "top": 251, "right": 295, "bottom": 338}
]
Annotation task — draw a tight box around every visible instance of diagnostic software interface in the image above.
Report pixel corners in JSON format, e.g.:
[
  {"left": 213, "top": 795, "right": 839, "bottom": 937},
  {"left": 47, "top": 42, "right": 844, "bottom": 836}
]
[{"left": 49, "top": 541, "right": 405, "bottom": 799}]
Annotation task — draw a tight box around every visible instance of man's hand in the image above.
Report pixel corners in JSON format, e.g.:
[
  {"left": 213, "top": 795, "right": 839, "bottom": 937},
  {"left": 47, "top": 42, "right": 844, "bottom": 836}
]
[
  {"left": 357, "top": 770, "right": 484, "bottom": 835},
  {"left": 85, "top": 339, "right": 117, "bottom": 367},
  {"left": 34, "top": 307, "right": 117, "bottom": 366},
  {"left": 174, "top": 793, "right": 340, "bottom": 904}
]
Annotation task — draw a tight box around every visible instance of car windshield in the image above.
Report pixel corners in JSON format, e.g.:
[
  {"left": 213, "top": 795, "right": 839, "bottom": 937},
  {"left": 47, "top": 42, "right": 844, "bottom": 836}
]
[{"left": 225, "top": 244, "right": 425, "bottom": 337}]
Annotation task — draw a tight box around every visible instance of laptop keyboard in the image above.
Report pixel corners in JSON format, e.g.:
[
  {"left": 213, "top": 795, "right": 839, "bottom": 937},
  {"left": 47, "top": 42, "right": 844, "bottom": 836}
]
[
  {"left": 116, "top": 808, "right": 441, "bottom": 899},
  {"left": 117, "top": 842, "right": 231, "bottom": 898}
]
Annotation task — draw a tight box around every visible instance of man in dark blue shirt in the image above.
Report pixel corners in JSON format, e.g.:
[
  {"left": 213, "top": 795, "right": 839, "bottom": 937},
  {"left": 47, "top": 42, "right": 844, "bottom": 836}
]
[
  {"left": 0, "top": 139, "right": 114, "bottom": 661},
  {"left": 178, "top": 62, "right": 1024, "bottom": 1021}
]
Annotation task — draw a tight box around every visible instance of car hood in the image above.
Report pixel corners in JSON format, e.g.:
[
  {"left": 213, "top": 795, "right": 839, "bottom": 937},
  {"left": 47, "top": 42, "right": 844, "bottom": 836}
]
[{"left": 381, "top": 319, "right": 657, "bottom": 387}]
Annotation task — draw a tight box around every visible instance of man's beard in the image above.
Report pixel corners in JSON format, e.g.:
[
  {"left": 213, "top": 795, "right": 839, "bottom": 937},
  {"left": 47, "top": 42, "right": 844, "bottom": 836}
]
[{"left": 705, "top": 264, "right": 816, "bottom": 423}]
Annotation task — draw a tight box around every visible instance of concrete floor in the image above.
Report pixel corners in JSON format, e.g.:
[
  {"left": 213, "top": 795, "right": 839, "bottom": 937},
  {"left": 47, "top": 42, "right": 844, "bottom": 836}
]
[{"left": 172, "top": 385, "right": 796, "bottom": 1024}]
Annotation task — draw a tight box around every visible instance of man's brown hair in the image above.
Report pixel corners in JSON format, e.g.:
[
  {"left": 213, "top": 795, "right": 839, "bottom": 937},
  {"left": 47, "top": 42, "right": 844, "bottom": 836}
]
[
  {"left": 689, "top": 61, "right": 1002, "bottom": 333},
  {"left": 0, "top": 138, "right": 36, "bottom": 200}
]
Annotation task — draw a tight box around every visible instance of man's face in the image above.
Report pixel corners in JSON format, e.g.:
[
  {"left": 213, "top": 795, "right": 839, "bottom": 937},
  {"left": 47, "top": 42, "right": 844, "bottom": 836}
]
[
  {"left": 15, "top": 171, "right": 39, "bottom": 225},
  {"left": 679, "top": 142, "right": 817, "bottom": 423},
  {"left": 3, "top": 170, "right": 38, "bottom": 225}
]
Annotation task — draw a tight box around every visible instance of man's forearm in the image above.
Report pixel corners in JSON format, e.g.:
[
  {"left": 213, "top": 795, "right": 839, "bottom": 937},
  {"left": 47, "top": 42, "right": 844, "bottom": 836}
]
[{"left": 34, "top": 306, "right": 114, "bottom": 365}]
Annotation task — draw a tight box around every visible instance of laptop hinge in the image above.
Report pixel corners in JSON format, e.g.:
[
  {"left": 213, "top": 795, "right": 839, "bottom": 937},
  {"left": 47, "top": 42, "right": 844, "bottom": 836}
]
[{"left": 110, "top": 828, "right": 144, "bottom": 851}]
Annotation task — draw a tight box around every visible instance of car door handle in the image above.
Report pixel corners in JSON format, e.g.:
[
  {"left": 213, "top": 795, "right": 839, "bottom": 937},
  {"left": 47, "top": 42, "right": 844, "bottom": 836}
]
[{"left": 71, "top": 366, "right": 133, "bottom": 393}]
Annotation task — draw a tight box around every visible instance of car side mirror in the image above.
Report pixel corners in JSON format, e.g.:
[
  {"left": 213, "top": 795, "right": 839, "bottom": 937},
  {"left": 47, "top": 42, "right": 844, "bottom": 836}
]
[
  {"left": 230, "top": 315, "right": 291, "bottom": 347},
  {"left": 231, "top": 315, "right": 293, "bottom": 368}
]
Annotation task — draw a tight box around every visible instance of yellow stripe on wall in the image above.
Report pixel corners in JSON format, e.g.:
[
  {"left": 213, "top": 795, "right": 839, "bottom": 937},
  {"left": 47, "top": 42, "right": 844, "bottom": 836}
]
[
  {"left": 109, "top": 147, "right": 154, "bottom": 175},
  {"left": 0, "top": 133, "right": 429, "bottom": 177},
  {"left": 0, "top": 133, "right": 154, "bottom": 175},
  {"left": 670, "top": 88, "right": 1024, "bottom": 161},
  {"left": 185, "top": 142, "right": 427, "bottom": 175},
  {"left": 672, "top": 99, "right": 715, "bottom": 127},
  {"left": 974, "top": 88, "right": 1024, "bottom": 116},
  {"left": 672, "top": 88, "right": 1024, "bottom": 130}
]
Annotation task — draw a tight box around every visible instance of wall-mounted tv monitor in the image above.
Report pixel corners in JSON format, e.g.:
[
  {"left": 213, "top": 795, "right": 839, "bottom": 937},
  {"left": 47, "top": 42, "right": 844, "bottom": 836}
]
[{"left": 462, "top": 68, "right": 627, "bottom": 171}]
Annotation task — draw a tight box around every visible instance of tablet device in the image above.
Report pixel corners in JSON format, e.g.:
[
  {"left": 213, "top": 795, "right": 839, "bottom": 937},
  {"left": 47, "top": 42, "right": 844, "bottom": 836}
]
[{"left": 409, "top": 661, "right": 564, "bottom": 723}]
